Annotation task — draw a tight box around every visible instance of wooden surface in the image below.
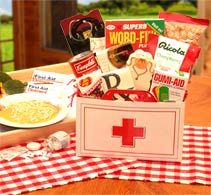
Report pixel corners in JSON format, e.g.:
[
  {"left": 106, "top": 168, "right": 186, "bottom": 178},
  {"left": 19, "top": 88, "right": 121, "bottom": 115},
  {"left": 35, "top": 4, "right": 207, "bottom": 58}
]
[
  {"left": 8, "top": 62, "right": 72, "bottom": 82},
  {"left": 0, "top": 116, "right": 75, "bottom": 148},
  {"left": 2, "top": 63, "right": 211, "bottom": 194}
]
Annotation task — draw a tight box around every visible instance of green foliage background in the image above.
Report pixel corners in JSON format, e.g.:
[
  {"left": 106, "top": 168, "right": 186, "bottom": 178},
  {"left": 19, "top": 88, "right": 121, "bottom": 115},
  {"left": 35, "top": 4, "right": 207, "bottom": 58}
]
[
  {"left": 78, "top": 0, "right": 197, "bottom": 18},
  {"left": 0, "top": 23, "right": 14, "bottom": 72}
]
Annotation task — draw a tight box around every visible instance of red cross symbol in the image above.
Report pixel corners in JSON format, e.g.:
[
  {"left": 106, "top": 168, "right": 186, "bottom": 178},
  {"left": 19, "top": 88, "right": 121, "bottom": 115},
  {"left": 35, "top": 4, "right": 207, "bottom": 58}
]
[{"left": 112, "top": 118, "right": 145, "bottom": 147}]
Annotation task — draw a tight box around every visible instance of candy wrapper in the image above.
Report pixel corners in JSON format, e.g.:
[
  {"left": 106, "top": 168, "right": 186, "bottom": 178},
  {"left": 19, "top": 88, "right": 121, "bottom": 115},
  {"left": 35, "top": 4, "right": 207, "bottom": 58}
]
[
  {"left": 0, "top": 146, "right": 28, "bottom": 161},
  {"left": 76, "top": 70, "right": 103, "bottom": 98},
  {"left": 60, "top": 9, "right": 105, "bottom": 56},
  {"left": 144, "top": 34, "right": 201, "bottom": 73},
  {"left": 159, "top": 12, "right": 209, "bottom": 46}
]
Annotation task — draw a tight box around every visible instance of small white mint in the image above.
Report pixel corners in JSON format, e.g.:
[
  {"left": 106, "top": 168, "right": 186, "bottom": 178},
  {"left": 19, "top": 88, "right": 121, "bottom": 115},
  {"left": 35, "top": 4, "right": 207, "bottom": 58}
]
[{"left": 26, "top": 142, "right": 41, "bottom": 151}]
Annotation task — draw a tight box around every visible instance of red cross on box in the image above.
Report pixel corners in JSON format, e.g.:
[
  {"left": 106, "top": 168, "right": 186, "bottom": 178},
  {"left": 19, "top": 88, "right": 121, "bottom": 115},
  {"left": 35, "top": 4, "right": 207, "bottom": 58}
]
[{"left": 112, "top": 118, "right": 145, "bottom": 147}]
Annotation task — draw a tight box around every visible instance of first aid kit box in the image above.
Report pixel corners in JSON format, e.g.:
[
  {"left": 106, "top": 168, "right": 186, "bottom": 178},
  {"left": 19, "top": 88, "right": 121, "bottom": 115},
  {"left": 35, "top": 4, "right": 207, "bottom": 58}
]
[{"left": 76, "top": 97, "right": 184, "bottom": 162}]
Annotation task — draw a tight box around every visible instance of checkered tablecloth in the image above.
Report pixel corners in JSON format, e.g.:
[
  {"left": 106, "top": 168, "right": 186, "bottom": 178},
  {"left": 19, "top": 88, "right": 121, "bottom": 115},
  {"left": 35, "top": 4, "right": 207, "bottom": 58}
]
[
  {"left": 0, "top": 126, "right": 210, "bottom": 195},
  {"left": 103, "top": 125, "right": 211, "bottom": 185},
  {"left": 0, "top": 135, "right": 140, "bottom": 195}
]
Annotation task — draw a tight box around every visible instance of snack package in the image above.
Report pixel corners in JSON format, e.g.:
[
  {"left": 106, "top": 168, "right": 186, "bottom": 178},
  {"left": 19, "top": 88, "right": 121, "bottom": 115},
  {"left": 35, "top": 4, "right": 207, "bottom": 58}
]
[
  {"left": 76, "top": 70, "right": 102, "bottom": 98},
  {"left": 144, "top": 34, "right": 201, "bottom": 73},
  {"left": 60, "top": 9, "right": 105, "bottom": 56},
  {"left": 159, "top": 12, "right": 210, "bottom": 46},
  {"left": 105, "top": 19, "right": 165, "bottom": 49},
  {"left": 76, "top": 67, "right": 135, "bottom": 99},
  {"left": 95, "top": 43, "right": 134, "bottom": 73},
  {"left": 150, "top": 67, "right": 190, "bottom": 102},
  {"left": 126, "top": 49, "right": 155, "bottom": 91}
]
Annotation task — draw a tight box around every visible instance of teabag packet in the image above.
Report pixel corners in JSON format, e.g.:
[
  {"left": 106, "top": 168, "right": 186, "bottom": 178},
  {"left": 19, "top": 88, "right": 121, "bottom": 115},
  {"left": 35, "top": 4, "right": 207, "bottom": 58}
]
[
  {"left": 60, "top": 9, "right": 105, "bottom": 56},
  {"left": 159, "top": 12, "right": 210, "bottom": 46},
  {"left": 144, "top": 34, "right": 201, "bottom": 73}
]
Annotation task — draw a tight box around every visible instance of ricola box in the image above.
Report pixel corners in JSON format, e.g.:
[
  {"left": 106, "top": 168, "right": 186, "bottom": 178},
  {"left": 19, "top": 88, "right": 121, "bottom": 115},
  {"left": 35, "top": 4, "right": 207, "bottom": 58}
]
[{"left": 105, "top": 19, "right": 164, "bottom": 49}]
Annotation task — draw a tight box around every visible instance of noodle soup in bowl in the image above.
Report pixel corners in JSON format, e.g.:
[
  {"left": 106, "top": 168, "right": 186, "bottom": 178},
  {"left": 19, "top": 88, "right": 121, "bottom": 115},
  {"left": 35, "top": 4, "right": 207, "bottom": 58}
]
[{"left": 0, "top": 93, "right": 69, "bottom": 128}]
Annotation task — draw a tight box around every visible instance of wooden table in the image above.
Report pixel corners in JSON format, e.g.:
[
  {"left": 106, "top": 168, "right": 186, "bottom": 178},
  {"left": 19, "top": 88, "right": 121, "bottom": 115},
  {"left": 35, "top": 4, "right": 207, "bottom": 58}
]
[{"left": 4, "top": 63, "right": 211, "bottom": 194}]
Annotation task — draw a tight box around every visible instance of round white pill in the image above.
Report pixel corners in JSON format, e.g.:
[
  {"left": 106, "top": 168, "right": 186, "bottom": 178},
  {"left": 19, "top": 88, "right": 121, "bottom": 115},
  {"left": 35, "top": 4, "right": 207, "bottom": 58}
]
[{"left": 26, "top": 142, "right": 41, "bottom": 151}]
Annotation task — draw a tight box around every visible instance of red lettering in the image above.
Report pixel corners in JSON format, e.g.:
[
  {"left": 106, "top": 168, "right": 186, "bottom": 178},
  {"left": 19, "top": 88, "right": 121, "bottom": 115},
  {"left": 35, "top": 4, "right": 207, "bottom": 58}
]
[
  {"left": 173, "top": 79, "right": 185, "bottom": 87},
  {"left": 154, "top": 73, "right": 171, "bottom": 84}
]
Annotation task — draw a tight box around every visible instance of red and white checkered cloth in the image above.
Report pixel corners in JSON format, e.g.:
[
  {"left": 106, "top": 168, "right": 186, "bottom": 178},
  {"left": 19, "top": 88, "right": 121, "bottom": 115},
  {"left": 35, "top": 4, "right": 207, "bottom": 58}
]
[
  {"left": 0, "top": 126, "right": 210, "bottom": 195},
  {"left": 103, "top": 125, "right": 211, "bottom": 185},
  {"left": 0, "top": 135, "right": 140, "bottom": 195}
]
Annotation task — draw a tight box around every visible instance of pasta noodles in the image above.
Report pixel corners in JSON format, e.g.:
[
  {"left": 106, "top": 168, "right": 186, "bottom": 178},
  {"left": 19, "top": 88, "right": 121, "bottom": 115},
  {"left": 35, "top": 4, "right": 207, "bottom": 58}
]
[{"left": 0, "top": 100, "right": 60, "bottom": 124}]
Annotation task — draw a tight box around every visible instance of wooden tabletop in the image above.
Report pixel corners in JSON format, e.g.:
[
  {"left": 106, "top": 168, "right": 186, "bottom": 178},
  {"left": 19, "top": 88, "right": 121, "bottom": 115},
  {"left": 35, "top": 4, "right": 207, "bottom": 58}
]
[{"left": 6, "top": 63, "right": 211, "bottom": 194}]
